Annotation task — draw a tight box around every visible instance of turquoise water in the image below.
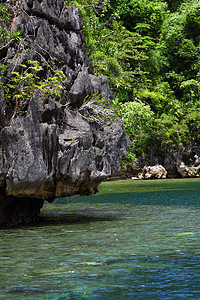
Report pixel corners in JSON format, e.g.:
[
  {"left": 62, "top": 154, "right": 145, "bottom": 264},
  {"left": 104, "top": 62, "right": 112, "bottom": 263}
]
[{"left": 0, "top": 179, "right": 200, "bottom": 299}]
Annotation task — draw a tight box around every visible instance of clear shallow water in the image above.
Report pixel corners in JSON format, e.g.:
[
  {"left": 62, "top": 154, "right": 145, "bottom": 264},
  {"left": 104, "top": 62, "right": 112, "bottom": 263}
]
[{"left": 1, "top": 179, "right": 200, "bottom": 299}]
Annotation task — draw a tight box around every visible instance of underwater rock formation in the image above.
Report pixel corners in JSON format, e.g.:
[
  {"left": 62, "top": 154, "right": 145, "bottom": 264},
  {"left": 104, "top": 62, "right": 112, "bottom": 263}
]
[{"left": 0, "top": 0, "right": 128, "bottom": 225}]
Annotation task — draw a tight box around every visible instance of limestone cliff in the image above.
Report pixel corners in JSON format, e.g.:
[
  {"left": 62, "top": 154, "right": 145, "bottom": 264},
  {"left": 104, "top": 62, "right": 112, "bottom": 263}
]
[{"left": 0, "top": 0, "right": 128, "bottom": 225}]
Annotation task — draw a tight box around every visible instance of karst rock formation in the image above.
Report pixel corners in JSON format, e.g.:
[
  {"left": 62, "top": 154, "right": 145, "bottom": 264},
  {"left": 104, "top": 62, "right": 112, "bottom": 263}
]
[{"left": 0, "top": 0, "right": 128, "bottom": 225}]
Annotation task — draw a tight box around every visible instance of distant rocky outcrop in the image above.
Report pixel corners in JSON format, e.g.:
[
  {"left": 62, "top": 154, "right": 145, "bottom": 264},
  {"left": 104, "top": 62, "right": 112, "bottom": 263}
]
[
  {"left": 109, "top": 158, "right": 200, "bottom": 181},
  {"left": 137, "top": 165, "right": 167, "bottom": 180},
  {"left": 0, "top": 0, "right": 128, "bottom": 225},
  {"left": 177, "top": 162, "right": 200, "bottom": 178}
]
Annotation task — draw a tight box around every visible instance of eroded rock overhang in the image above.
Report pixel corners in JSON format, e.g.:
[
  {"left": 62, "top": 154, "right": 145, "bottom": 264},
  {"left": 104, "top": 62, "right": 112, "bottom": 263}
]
[{"left": 0, "top": 0, "right": 128, "bottom": 225}]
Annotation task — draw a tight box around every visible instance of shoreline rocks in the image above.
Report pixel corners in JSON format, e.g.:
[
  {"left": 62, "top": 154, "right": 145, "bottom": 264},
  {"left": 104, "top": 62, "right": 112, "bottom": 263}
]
[
  {"left": 177, "top": 162, "right": 200, "bottom": 178},
  {"left": 138, "top": 165, "right": 167, "bottom": 180},
  {"left": 108, "top": 160, "right": 200, "bottom": 181}
]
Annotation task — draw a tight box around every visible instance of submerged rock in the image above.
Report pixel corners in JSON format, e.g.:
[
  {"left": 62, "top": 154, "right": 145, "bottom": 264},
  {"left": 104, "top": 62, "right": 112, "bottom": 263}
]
[{"left": 0, "top": 0, "right": 128, "bottom": 225}]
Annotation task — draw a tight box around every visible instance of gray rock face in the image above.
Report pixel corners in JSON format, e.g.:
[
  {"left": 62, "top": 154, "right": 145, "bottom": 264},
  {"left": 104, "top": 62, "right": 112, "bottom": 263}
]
[{"left": 0, "top": 0, "right": 128, "bottom": 225}]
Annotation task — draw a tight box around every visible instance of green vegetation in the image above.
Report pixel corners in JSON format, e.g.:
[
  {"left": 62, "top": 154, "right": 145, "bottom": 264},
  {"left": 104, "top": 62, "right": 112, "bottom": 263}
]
[
  {"left": 0, "top": 4, "right": 66, "bottom": 118},
  {"left": 0, "top": 3, "right": 11, "bottom": 43},
  {"left": 66, "top": 0, "right": 200, "bottom": 165},
  {"left": 1, "top": 2, "right": 200, "bottom": 164},
  {"left": 6, "top": 60, "right": 66, "bottom": 117},
  {"left": 0, "top": 4, "right": 21, "bottom": 44}
]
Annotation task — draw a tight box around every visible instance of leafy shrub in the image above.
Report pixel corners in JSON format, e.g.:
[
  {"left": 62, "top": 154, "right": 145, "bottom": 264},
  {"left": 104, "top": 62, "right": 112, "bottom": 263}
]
[{"left": 5, "top": 60, "right": 66, "bottom": 117}]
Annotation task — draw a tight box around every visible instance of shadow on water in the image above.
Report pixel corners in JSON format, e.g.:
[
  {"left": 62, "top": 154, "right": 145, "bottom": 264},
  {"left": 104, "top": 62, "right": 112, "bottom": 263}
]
[
  {"left": 37, "top": 192, "right": 200, "bottom": 227},
  {"left": 0, "top": 208, "right": 121, "bottom": 230},
  {"left": 52, "top": 178, "right": 200, "bottom": 207},
  {"left": 2, "top": 179, "right": 200, "bottom": 229},
  {"left": 39, "top": 207, "right": 121, "bottom": 226},
  {"left": 0, "top": 205, "right": 121, "bottom": 231},
  {"left": 38, "top": 178, "right": 200, "bottom": 226}
]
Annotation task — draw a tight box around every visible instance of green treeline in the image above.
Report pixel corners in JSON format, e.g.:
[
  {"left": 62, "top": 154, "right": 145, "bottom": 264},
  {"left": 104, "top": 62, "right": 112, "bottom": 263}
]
[{"left": 66, "top": 0, "right": 200, "bottom": 166}]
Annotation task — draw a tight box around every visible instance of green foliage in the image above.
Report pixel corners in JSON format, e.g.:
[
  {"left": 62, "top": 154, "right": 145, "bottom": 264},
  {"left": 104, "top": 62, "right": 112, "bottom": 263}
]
[
  {"left": 81, "top": 91, "right": 115, "bottom": 125},
  {"left": 65, "top": 0, "right": 200, "bottom": 166},
  {"left": 113, "top": 99, "right": 159, "bottom": 159},
  {"left": 0, "top": 4, "right": 10, "bottom": 24},
  {"left": 4, "top": 60, "right": 66, "bottom": 117},
  {"left": 93, "top": 24, "right": 150, "bottom": 93},
  {"left": 0, "top": 3, "right": 10, "bottom": 42},
  {"left": 0, "top": 4, "right": 21, "bottom": 44},
  {"left": 115, "top": 0, "right": 168, "bottom": 37},
  {"left": 137, "top": 89, "right": 167, "bottom": 113},
  {"left": 166, "top": 0, "right": 184, "bottom": 12}
]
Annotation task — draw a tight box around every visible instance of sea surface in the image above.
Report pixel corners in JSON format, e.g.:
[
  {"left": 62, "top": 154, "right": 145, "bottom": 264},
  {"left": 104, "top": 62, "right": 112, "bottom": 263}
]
[{"left": 0, "top": 178, "right": 200, "bottom": 299}]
